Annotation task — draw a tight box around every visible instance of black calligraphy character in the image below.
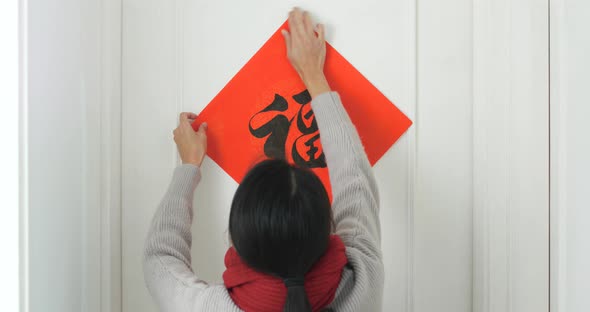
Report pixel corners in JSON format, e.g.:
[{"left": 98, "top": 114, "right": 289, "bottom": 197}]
[
  {"left": 291, "top": 90, "right": 326, "bottom": 168},
  {"left": 248, "top": 90, "right": 326, "bottom": 169},
  {"left": 248, "top": 94, "right": 291, "bottom": 160}
]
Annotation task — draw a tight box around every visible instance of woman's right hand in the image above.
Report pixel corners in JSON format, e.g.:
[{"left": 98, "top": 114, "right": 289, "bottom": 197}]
[
  {"left": 282, "top": 8, "right": 331, "bottom": 98},
  {"left": 173, "top": 112, "right": 207, "bottom": 168}
]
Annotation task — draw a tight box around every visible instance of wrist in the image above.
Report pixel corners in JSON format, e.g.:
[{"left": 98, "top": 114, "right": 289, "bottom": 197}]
[
  {"left": 182, "top": 157, "right": 202, "bottom": 168},
  {"left": 182, "top": 161, "right": 200, "bottom": 168},
  {"left": 301, "top": 69, "right": 325, "bottom": 85},
  {"left": 302, "top": 72, "right": 331, "bottom": 98}
]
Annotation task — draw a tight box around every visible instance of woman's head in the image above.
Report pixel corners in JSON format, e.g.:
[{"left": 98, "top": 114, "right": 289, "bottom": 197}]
[{"left": 229, "top": 158, "right": 332, "bottom": 311}]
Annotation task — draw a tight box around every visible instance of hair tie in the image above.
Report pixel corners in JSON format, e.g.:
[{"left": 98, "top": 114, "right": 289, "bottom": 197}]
[{"left": 283, "top": 277, "right": 305, "bottom": 288}]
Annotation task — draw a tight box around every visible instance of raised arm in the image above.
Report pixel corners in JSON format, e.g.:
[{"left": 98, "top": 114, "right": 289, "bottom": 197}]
[
  {"left": 310, "top": 93, "right": 381, "bottom": 253},
  {"left": 143, "top": 114, "right": 210, "bottom": 311},
  {"left": 282, "top": 9, "right": 381, "bottom": 258},
  {"left": 144, "top": 165, "right": 208, "bottom": 311}
]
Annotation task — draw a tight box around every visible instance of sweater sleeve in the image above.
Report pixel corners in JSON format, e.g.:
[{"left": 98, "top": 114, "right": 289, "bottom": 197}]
[
  {"left": 143, "top": 164, "right": 209, "bottom": 312},
  {"left": 311, "top": 92, "right": 382, "bottom": 260}
]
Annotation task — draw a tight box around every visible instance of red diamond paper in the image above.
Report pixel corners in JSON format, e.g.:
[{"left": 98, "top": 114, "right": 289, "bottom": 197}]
[{"left": 193, "top": 21, "right": 412, "bottom": 199}]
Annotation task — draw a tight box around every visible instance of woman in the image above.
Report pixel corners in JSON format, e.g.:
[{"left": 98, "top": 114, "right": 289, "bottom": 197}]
[{"left": 144, "top": 8, "right": 384, "bottom": 312}]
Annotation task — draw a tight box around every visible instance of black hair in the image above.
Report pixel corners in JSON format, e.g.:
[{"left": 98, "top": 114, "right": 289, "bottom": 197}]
[{"left": 229, "top": 159, "right": 333, "bottom": 312}]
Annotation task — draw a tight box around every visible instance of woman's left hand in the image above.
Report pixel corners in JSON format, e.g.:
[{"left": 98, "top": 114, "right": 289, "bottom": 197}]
[{"left": 173, "top": 112, "right": 207, "bottom": 167}]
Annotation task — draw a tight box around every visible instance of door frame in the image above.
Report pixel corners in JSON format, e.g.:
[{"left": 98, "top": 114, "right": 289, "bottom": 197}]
[
  {"left": 99, "top": 0, "right": 122, "bottom": 311},
  {"left": 548, "top": 0, "right": 569, "bottom": 311}
]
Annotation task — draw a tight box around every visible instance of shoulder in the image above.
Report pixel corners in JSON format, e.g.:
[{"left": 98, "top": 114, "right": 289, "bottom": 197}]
[
  {"left": 328, "top": 246, "right": 385, "bottom": 311},
  {"left": 191, "top": 284, "right": 242, "bottom": 312}
]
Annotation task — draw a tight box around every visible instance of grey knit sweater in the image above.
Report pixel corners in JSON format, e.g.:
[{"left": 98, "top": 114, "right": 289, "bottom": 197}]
[{"left": 144, "top": 92, "right": 384, "bottom": 311}]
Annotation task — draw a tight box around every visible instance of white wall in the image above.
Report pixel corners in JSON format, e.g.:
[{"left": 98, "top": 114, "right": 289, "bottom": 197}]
[
  {"left": 25, "top": 0, "right": 103, "bottom": 311},
  {"left": 551, "top": 1, "right": 590, "bottom": 311}
]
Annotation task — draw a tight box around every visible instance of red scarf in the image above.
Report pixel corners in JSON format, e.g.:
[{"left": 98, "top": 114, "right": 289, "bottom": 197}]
[{"left": 223, "top": 235, "right": 348, "bottom": 312}]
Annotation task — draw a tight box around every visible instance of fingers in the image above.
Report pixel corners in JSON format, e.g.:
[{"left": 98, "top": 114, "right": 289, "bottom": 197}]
[
  {"left": 303, "top": 11, "right": 314, "bottom": 35},
  {"left": 179, "top": 112, "right": 198, "bottom": 123},
  {"left": 316, "top": 23, "right": 325, "bottom": 42},
  {"left": 289, "top": 8, "right": 323, "bottom": 41},
  {"left": 288, "top": 9, "right": 296, "bottom": 35},
  {"left": 289, "top": 8, "right": 307, "bottom": 38},
  {"left": 179, "top": 112, "right": 199, "bottom": 130},
  {"left": 197, "top": 122, "right": 208, "bottom": 134}
]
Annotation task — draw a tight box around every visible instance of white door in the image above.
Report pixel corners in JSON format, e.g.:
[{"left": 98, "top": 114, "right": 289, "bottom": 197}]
[{"left": 121, "top": 1, "right": 548, "bottom": 312}]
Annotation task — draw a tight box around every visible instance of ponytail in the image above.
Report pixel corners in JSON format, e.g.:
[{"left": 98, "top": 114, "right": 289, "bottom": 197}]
[
  {"left": 283, "top": 277, "right": 312, "bottom": 312},
  {"left": 229, "top": 159, "right": 333, "bottom": 311}
]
